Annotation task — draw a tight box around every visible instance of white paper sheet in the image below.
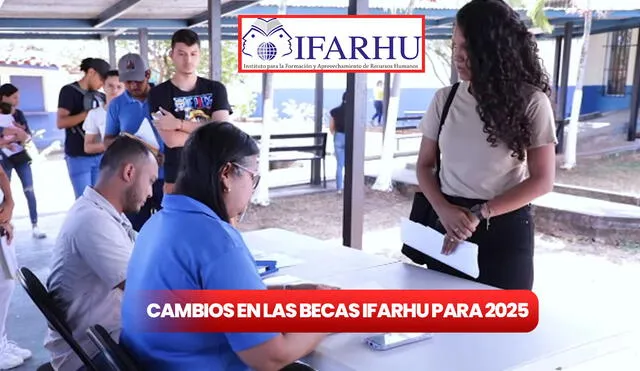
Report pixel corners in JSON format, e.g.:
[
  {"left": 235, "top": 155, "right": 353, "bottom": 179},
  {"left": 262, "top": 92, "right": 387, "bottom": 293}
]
[
  {"left": 400, "top": 217, "right": 479, "bottom": 278},
  {"left": 0, "top": 236, "right": 17, "bottom": 280},
  {"left": 251, "top": 250, "right": 304, "bottom": 268},
  {"left": 135, "top": 118, "right": 160, "bottom": 150},
  {"left": 262, "top": 274, "right": 305, "bottom": 286}
]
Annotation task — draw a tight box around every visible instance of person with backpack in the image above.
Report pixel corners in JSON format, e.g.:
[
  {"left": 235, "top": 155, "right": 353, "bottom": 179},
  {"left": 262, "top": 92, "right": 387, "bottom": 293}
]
[
  {"left": 57, "top": 58, "right": 111, "bottom": 199},
  {"left": 404, "top": 0, "right": 556, "bottom": 290},
  {"left": 0, "top": 84, "right": 47, "bottom": 239}
]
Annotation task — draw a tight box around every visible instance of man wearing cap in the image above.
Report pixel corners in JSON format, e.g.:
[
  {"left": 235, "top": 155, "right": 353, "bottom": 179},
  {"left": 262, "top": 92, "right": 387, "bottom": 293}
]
[
  {"left": 104, "top": 53, "right": 164, "bottom": 231},
  {"left": 57, "top": 57, "right": 111, "bottom": 199}
]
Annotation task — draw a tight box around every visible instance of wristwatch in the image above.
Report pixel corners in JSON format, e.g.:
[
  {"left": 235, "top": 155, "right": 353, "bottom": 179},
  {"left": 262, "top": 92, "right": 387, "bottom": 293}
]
[{"left": 469, "top": 204, "right": 485, "bottom": 221}]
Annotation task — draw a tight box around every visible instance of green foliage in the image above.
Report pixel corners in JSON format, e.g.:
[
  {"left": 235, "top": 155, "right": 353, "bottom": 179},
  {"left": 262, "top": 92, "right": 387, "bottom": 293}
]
[{"left": 115, "top": 39, "right": 243, "bottom": 86}]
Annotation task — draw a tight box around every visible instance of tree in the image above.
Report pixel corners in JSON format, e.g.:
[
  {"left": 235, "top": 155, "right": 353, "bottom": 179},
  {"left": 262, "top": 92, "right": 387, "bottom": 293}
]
[
  {"left": 372, "top": 0, "right": 420, "bottom": 192},
  {"left": 562, "top": 1, "right": 598, "bottom": 169},
  {"left": 251, "top": 0, "right": 287, "bottom": 206}
]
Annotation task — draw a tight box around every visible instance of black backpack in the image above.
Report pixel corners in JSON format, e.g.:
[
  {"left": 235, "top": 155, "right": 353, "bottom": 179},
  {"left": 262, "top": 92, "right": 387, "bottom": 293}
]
[
  {"left": 68, "top": 83, "right": 105, "bottom": 137},
  {"left": 69, "top": 83, "right": 105, "bottom": 111}
]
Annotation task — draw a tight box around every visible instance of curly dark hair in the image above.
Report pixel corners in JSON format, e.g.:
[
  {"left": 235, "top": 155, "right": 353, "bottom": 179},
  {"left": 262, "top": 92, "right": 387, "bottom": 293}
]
[{"left": 456, "top": 0, "right": 552, "bottom": 161}]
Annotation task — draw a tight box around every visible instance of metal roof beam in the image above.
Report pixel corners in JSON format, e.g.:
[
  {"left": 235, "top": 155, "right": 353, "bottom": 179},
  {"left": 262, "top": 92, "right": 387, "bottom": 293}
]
[
  {"left": 0, "top": 18, "right": 189, "bottom": 30},
  {"left": 0, "top": 32, "right": 239, "bottom": 41},
  {"left": 94, "top": 0, "right": 143, "bottom": 28},
  {"left": 188, "top": 0, "right": 262, "bottom": 27}
]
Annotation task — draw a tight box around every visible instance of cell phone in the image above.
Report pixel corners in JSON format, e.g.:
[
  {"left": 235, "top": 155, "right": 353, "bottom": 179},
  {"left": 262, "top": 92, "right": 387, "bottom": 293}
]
[
  {"left": 151, "top": 110, "right": 164, "bottom": 121},
  {"left": 364, "top": 333, "right": 433, "bottom": 351}
]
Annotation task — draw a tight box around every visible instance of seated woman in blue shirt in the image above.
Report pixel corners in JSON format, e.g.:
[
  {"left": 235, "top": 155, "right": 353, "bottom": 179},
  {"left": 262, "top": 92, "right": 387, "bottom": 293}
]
[{"left": 121, "top": 122, "right": 335, "bottom": 371}]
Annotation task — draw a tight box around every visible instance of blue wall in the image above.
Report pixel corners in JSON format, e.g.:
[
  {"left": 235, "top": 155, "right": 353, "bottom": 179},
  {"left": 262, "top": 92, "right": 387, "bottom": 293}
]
[
  {"left": 253, "top": 88, "right": 438, "bottom": 122},
  {"left": 9, "top": 75, "right": 45, "bottom": 112},
  {"left": 21, "top": 85, "right": 634, "bottom": 152},
  {"left": 565, "top": 85, "right": 634, "bottom": 117},
  {"left": 252, "top": 85, "right": 634, "bottom": 121}
]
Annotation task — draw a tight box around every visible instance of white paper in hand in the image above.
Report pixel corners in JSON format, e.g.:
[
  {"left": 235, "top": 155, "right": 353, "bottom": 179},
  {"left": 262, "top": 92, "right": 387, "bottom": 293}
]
[
  {"left": 400, "top": 217, "right": 479, "bottom": 278},
  {"left": 0, "top": 236, "right": 17, "bottom": 280},
  {"left": 134, "top": 118, "right": 160, "bottom": 150}
]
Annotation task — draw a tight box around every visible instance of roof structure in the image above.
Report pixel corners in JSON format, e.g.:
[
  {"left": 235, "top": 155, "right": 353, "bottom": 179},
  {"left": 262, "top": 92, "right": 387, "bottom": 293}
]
[{"left": 0, "top": 0, "right": 639, "bottom": 41}]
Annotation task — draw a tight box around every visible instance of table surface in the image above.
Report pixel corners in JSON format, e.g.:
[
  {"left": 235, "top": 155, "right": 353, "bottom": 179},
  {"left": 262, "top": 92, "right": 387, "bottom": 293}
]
[
  {"left": 242, "top": 228, "right": 636, "bottom": 371},
  {"left": 243, "top": 228, "right": 398, "bottom": 280}
]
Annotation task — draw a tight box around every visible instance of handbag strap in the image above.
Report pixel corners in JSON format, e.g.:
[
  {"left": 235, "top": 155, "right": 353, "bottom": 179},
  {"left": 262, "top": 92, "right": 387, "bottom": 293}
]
[{"left": 434, "top": 82, "right": 460, "bottom": 184}]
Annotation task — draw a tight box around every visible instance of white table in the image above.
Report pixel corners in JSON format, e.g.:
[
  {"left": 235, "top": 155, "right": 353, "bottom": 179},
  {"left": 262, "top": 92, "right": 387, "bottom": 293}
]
[
  {"left": 303, "top": 263, "right": 633, "bottom": 371},
  {"left": 243, "top": 228, "right": 634, "bottom": 371},
  {"left": 242, "top": 228, "right": 398, "bottom": 279}
]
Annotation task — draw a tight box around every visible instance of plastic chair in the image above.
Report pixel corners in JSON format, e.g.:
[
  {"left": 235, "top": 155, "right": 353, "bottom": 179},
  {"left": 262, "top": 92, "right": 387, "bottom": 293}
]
[
  {"left": 86, "top": 325, "right": 140, "bottom": 371},
  {"left": 16, "top": 267, "right": 99, "bottom": 371}
]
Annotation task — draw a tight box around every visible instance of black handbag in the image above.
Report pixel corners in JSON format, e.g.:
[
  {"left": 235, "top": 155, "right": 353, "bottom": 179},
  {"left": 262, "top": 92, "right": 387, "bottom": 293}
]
[
  {"left": 8, "top": 149, "right": 32, "bottom": 167},
  {"left": 401, "top": 82, "right": 460, "bottom": 264}
]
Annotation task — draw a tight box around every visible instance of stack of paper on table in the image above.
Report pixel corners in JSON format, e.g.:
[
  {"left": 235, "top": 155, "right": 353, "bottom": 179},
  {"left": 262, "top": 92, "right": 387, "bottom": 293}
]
[
  {"left": 400, "top": 217, "right": 479, "bottom": 278},
  {"left": 251, "top": 250, "right": 304, "bottom": 268}
]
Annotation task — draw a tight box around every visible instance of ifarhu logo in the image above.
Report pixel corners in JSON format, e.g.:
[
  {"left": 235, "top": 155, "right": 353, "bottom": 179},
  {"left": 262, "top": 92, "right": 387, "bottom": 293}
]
[{"left": 242, "top": 18, "right": 293, "bottom": 61}]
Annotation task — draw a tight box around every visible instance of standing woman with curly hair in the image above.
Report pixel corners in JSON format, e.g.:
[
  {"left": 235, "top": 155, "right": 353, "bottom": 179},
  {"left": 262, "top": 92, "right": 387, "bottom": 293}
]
[{"left": 403, "top": 0, "right": 557, "bottom": 290}]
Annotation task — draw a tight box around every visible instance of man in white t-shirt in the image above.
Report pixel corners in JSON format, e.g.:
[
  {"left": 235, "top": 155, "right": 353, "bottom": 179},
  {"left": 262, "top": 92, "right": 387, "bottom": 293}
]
[{"left": 82, "top": 70, "right": 124, "bottom": 154}]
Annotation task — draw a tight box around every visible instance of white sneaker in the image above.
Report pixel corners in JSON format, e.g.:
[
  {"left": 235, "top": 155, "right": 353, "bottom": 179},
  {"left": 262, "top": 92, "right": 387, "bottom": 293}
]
[
  {"left": 32, "top": 226, "right": 46, "bottom": 239},
  {"left": 0, "top": 350, "right": 23, "bottom": 369},
  {"left": 5, "top": 340, "right": 32, "bottom": 360}
]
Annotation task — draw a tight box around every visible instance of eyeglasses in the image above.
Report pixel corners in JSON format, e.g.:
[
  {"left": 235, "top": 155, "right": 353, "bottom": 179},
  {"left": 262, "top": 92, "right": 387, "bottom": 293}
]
[{"left": 233, "top": 162, "right": 260, "bottom": 190}]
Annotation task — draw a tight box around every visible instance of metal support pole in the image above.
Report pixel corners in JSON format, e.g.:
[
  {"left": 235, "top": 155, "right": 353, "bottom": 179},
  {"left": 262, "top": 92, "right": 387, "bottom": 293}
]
[
  {"left": 108, "top": 36, "right": 117, "bottom": 67},
  {"left": 556, "top": 22, "right": 573, "bottom": 154},
  {"left": 628, "top": 28, "right": 640, "bottom": 141},
  {"left": 381, "top": 72, "right": 391, "bottom": 140},
  {"left": 553, "top": 36, "right": 563, "bottom": 102},
  {"left": 208, "top": 0, "right": 222, "bottom": 81},
  {"left": 138, "top": 28, "right": 149, "bottom": 66},
  {"left": 311, "top": 73, "right": 324, "bottom": 185},
  {"left": 450, "top": 48, "right": 458, "bottom": 84},
  {"left": 343, "top": 0, "right": 368, "bottom": 249}
]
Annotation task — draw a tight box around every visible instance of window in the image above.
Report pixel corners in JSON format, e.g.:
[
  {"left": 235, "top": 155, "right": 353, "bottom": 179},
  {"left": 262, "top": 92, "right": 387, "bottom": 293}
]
[{"left": 604, "top": 29, "right": 632, "bottom": 96}]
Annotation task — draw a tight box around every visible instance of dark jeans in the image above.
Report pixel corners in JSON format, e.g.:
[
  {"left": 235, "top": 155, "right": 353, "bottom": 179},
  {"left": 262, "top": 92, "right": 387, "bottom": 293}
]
[
  {"left": 126, "top": 179, "right": 164, "bottom": 232},
  {"left": 402, "top": 194, "right": 535, "bottom": 290},
  {"left": 2, "top": 159, "right": 39, "bottom": 225},
  {"left": 371, "top": 100, "right": 383, "bottom": 124}
]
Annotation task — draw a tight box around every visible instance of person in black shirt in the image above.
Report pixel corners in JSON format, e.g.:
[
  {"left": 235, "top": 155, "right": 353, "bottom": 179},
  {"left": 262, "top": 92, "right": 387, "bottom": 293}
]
[
  {"left": 150, "top": 29, "right": 232, "bottom": 194},
  {"left": 0, "top": 84, "right": 47, "bottom": 239},
  {"left": 57, "top": 57, "right": 111, "bottom": 199},
  {"left": 329, "top": 92, "right": 347, "bottom": 193}
]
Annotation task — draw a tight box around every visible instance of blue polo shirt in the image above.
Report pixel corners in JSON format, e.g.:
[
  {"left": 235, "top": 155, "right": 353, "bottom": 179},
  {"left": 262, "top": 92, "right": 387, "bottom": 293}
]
[
  {"left": 105, "top": 91, "right": 164, "bottom": 179},
  {"left": 120, "top": 195, "right": 278, "bottom": 370}
]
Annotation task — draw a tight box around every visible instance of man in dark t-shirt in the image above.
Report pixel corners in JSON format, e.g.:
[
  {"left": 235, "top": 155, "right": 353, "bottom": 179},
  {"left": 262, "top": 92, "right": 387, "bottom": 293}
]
[
  {"left": 150, "top": 29, "right": 232, "bottom": 194},
  {"left": 57, "top": 57, "right": 111, "bottom": 198}
]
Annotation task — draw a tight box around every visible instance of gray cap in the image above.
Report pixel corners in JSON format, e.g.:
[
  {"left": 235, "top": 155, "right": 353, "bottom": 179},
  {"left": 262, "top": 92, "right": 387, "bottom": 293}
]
[{"left": 118, "top": 53, "right": 148, "bottom": 82}]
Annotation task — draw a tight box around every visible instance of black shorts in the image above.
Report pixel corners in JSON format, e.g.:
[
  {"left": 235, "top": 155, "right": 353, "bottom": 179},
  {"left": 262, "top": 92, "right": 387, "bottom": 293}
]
[{"left": 163, "top": 146, "right": 183, "bottom": 183}]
